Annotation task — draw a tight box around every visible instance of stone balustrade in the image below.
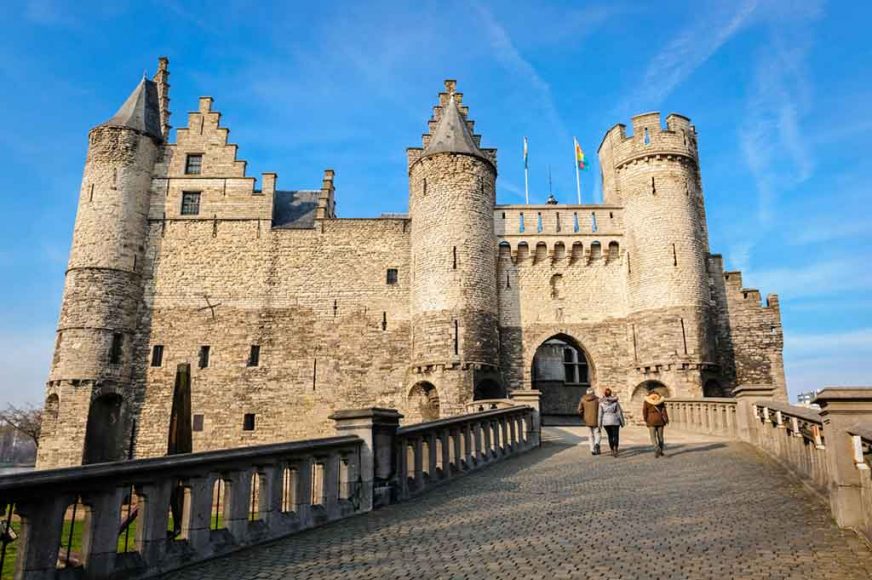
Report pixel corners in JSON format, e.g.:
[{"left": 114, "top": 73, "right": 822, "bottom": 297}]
[
  {"left": 0, "top": 401, "right": 540, "bottom": 579},
  {"left": 664, "top": 397, "right": 737, "bottom": 439},
  {"left": 394, "top": 405, "right": 537, "bottom": 500},
  {"left": 665, "top": 386, "right": 872, "bottom": 544}
]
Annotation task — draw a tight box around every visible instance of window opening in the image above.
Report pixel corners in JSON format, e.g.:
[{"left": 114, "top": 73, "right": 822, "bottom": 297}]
[
  {"left": 519, "top": 213, "right": 525, "bottom": 233},
  {"left": 192, "top": 414, "right": 204, "bottom": 432},
  {"left": 181, "top": 191, "right": 201, "bottom": 215},
  {"left": 185, "top": 154, "right": 203, "bottom": 175},
  {"left": 151, "top": 345, "right": 164, "bottom": 367},
  {"left": 248, "top": 345, "right": 260, "bottom": 367},
  {"left": 573, "top": 212, "right": 580, "bottom": 233},
  {"left": 109, "top": 333, "right": 123, "bottom": 364},
  {"left": 243, "top": 413, "right": 256, "bottom": 431},
  {"left": 198, "top": 345, "right": 210, "bottom": 369},
  {"left": 386, "top": 268, "right": 398, "bottom": 285}
]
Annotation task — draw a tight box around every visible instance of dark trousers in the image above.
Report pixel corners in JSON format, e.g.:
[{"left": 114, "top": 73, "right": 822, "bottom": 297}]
[
  {"left": 604, "top": 425, "right": 621, "bottom": 450},
  {"left": 649, "top": 426, "right": 665, "bottom": 452}
]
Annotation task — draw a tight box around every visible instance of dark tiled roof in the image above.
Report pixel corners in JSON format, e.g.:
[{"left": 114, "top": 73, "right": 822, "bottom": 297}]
[
  {"left": 272, "top": 190, "right": 319, "bottom": 229},
  {"left": 422, "top": 95, "right": 486, "bottom": 162},
  {"left": 99, "top": 78, "right": 162, "bottom": 140}
]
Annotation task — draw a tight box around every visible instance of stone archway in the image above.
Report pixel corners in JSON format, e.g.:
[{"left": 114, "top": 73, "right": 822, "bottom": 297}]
[
  {"left": 407, "top": 382, "right": 440, "bottom": 423},
  {"left": 703, "top": 379, "right": 729, "bottom": 398},
  {"left": 629, "top": 381, "right": 671, "bottom": 425},
  {"left": 531, "top": 334, "right": 592, "bottom": 422},
  {"left": 474, "top": 379, "right": 505, "bottom": 401},
  {"left": 83, "top": 393, "right": 125, "bottom": 464}
]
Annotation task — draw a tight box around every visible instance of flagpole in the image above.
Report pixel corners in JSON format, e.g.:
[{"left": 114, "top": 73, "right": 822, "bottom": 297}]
[
  {"left": 523, "top": 137, "right": 529, "bottom": 204},
  {"left": 574, "top": 138, "right": 582, "bottom": 205}
]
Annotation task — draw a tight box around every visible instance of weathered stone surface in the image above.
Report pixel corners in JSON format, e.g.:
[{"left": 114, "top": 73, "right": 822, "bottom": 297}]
[{"left": 163, "top": 428, "right": 872, "bottom": 579}]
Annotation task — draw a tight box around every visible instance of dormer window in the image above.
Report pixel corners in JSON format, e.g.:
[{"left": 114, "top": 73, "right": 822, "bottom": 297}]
[{"left": 185, "top": 154, "right": 203, "bottom": 175}]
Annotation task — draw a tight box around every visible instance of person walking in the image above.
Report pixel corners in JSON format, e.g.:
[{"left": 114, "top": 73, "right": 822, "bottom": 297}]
[
  {"left": 643, "top": 390, "right": 669, "bottom": 457},
  {"left": 598, "top": 388, "right": 625, "bottom": 457},
  {"left": 577, "top": 388, "right": 601, "bottom": 455}
]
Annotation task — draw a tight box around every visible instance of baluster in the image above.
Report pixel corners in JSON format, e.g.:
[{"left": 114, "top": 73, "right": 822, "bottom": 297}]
[
  {"left": 324, "top": 453, "right": 341, "bottom": 520},
  {"left": 15, "top": 494, "right": 70, "bottom": 580},
  {"left": 427, "top": 432, "right": 438, "bottom": 483},
  {"left": 413, "top": 437, "right": 424, "bottom": 489},
  {"left": 441, "top": 429, "right": 451, "bottom": 479},
  {"left": 296, "top": 456, "right": 314, "bottom": 527},
  {"left": 184, "top": 475, "right": 214, "bottom": 552},
  {"left": 473, "top": 422, "right": 484, "bottom": 466},
  {"left": 80, "top": 487, "right": 124, "bottom": 578},
  {"left": 136, "top": 479, "right": 174, "bottom": 566},
  {"left": 224, "top": 470, "right": 250, "bottom": 542}
]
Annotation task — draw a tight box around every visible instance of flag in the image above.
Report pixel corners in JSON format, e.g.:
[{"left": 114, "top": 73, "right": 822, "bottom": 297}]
[
  {"left": 574, "top": 138, "right": 588, "bottom": 171},
  {"left": 523, "top": 136, "right": 528, "bottom": 170}
]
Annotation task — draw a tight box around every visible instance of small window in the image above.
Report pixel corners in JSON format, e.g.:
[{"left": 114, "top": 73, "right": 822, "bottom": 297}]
[
  {"left": 386, "top": 268, "right": 398, "bottom": 285},
  {"left": 243, "top": 413, "right": 256, "bottom": 431},
  {"left": 181, "top": 191, "right": 201, "bottom": 215},
  {"left": 573, "top": 212, "right": 580, "bottom": 233},
  {"left": 248, "top": 345, "right": 260, "bottom": 367},
  {"left": 151, "top": 345, "right": 164, "bottom": 367},
  {"left": 185, "top": 154, "right": 203, "bottom": 175},
  {"left": 109, "top": 333, "right": 123, "bottom": 365},
  {"left": 591, "top": 212, "right": 598, "bottom": 233},
  {"left": 198, "top": 345, "right": 210, "bottom": 369},
  {"left": 537, "top": 212, "right": 543, "bottom": 232},
  {"left": 519, "top": 213, "right": 525, "bottom": 233},
  {"left": 192, "top": 414, "right": 204, "bottom": 432}
]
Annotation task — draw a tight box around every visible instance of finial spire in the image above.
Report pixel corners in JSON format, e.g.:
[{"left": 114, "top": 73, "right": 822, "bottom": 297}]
[{"left": 154, "top": 56, "right": 171, "bottom": 139}]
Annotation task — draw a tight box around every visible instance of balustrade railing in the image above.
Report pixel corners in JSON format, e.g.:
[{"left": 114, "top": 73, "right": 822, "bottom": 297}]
[
  {"left": 394, "top": 405, "right": 535, "bottom": 500},
  {"left": 664, "top": 398, "right": 737, "bottom": 438},
  {"left": 849, "top": 423, "right": 872, "bottom": 541},
  {"left": 0, "top": 401, "right": 541, "bottom": 579}
]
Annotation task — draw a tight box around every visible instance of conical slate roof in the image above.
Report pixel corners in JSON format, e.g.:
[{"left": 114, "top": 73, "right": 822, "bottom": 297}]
[
  {"left": 99, "top": 78, "right": 162, "bottom": 140},
  {"left": 422, "top": 94, "right": 486, "bottom": 161}
]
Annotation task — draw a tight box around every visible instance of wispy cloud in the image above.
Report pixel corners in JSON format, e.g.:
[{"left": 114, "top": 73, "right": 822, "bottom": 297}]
[
  {"left": 617, "top": 0, "right": 759, "bottom": 115},
  {"left": 472, "top": 2, "right": 569, "bottom": 143},
  {"left": 739, "top": 1, "right": 823, "bottom": 225},
  {"left": 746, "top": 257, "right": 872, "bottom": 300},
  {"left": 785, "top": 328, "right": 872, "bottom": 394}
]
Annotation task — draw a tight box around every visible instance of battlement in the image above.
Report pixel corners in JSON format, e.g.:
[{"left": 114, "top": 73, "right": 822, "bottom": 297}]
[{"left": 598, "top": 112, "right": 698, "bottom": 171}]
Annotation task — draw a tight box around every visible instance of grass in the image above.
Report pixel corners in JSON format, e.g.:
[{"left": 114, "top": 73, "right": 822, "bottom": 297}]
[{"left": 0, "top": 513, "right": 228, "bottom": 579}]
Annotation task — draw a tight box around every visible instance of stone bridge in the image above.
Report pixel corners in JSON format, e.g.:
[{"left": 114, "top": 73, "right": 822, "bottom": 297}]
[{"left": 3, "top": 387, "right": 872, "bottom": 579}]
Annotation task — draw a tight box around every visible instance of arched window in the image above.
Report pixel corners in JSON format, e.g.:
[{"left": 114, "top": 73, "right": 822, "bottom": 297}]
[
  {"left": 408, "top": 382, "right": 440, "bottom": 422},
  {"left": 590, "top": 241, "right": 602, "bottom": 260},
  {"left": 608, "top": 241, "right": 620, "bottom": 260}
]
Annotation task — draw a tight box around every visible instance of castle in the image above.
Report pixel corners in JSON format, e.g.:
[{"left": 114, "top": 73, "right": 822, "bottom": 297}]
[{"left": 37, "top": 59, "right": 786, "bottom": 468}]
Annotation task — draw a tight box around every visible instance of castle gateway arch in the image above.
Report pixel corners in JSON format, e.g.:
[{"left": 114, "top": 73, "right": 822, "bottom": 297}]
[{"left": 531, "top": 334, "right": 592, "bottom": 422}]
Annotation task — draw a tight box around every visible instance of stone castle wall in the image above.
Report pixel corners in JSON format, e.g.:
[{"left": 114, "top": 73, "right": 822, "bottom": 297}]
[{"left": 37, "top": 71, "right": 789, "bottom": 467}]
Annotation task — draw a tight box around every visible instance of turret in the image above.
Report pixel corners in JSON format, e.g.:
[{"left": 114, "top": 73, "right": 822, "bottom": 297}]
[
  {"left": 599, "top": 113, "right": 714, "bottom": 386},
  {"left": 407, "top": 81, "right": 500, "bottom": 415},
  {"left": 37, "top": 62, "right": 166, "bottom": 467}
]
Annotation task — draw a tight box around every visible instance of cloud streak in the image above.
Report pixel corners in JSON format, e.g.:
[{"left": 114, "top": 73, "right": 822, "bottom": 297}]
[
  {"left": 617, "top": 0, "right": 759, "bottom": 115},
  {"left": 472, "top": 2, "right": 569, "bottom": 143}
]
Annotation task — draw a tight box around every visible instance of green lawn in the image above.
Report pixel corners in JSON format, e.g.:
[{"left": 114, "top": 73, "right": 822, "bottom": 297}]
[{"left": 1, "top": 514, "right": 228, "bottom": 578}]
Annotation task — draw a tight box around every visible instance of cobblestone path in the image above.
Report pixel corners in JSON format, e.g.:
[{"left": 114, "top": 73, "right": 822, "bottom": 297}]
[{"left": 167, "top": 427, "right": 872, "bottom": 579}]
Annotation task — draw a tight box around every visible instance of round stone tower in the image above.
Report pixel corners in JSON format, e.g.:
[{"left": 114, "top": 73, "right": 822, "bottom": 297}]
[
  {"left": 598, "top": 113, "right": 714, "bottom": 397},
  {"left": 407, "top": 81, "right": 500, "bottom": 416},
  {"left": 38, "top": 76, "right": 165, "bottom": 467}
]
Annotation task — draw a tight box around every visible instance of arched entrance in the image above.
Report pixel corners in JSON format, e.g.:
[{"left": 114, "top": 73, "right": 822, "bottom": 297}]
[
  {"left": 83, "top": 393, "right": 125, "bottom": 464},
  {"left": 630, "top": 381, "right": 671, "bottom": 425},
  {"left": 407, "top": 382, "right": 440, "bottom": 423},
  {"left": 531, "top": 334, "right": 591, "bottom": 422},
  {"left": 474, "top": 379, "right": 505, "bottom": 401},
  {"left": 703, "top": 379, "right": 729, "bottom": 398}
]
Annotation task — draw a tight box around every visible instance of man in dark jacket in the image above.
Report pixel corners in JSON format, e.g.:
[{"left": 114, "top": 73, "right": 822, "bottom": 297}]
[
  {"left": 578, "top": 389, "right": 601, "bottom": 455},
  {"left": 642, "top": 391, "right": 669, "bottom": 457}
]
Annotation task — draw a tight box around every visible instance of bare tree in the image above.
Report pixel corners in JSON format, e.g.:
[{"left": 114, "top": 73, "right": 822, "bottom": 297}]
[{"left": 0, "top": 404, "right": 42, "bottom": 448}]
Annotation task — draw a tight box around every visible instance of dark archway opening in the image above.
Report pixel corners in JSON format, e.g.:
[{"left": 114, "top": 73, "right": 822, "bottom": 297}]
[
  {"left": 703, "top": 379, "right": 729, "bottom": 398},
  {"left": 474, "top": 379, "right": 505, "bottom": 401},
  {"left": 408, "top": 382, "right": 440, "bottom": 423},
  {"left": 83, "top": 393, "right": 125, "bottom": 464},
  {"left": 630, "top": 380, "right": 671, "bottom": 425},
  {"left": 532, "top": 334, "right": 591, "bottom": 424}
]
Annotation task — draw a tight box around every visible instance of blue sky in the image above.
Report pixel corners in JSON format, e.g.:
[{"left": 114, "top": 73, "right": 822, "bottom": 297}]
[{"left": 0, "top": 0, "right": 869, "bottom": 405}]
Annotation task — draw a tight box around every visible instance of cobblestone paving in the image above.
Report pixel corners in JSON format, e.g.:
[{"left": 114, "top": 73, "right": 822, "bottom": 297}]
[{"left": 167, "top": 427, "right": 872, "bottom": 579}]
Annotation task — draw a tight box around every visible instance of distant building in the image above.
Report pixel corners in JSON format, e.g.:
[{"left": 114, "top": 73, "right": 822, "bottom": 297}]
[
  {"left": 37, "top": 59, "right": 788, "bottom": 468},
  {"left": 797, "top": 391, "right": 821, "bottom": 407}
]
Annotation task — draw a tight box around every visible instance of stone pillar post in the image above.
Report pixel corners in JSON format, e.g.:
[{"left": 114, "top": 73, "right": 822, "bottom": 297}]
[
  {"left": 331, "top": 407, "right": 402, "bottom": 510},
  {"left": 733, "top": 385, "right": 776, "bottom": 444},
  {"left": 815, "top": 387, "right": 872, "bottom": 530},
  {"left": 510, "top": 390, "right": 542, "bottom": 447},
  {"left": 14, "top": 494, "right": 70, "bottom": 580},
  {"left": 80, "top": 488, "right": 124, "bottom": 579}
]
